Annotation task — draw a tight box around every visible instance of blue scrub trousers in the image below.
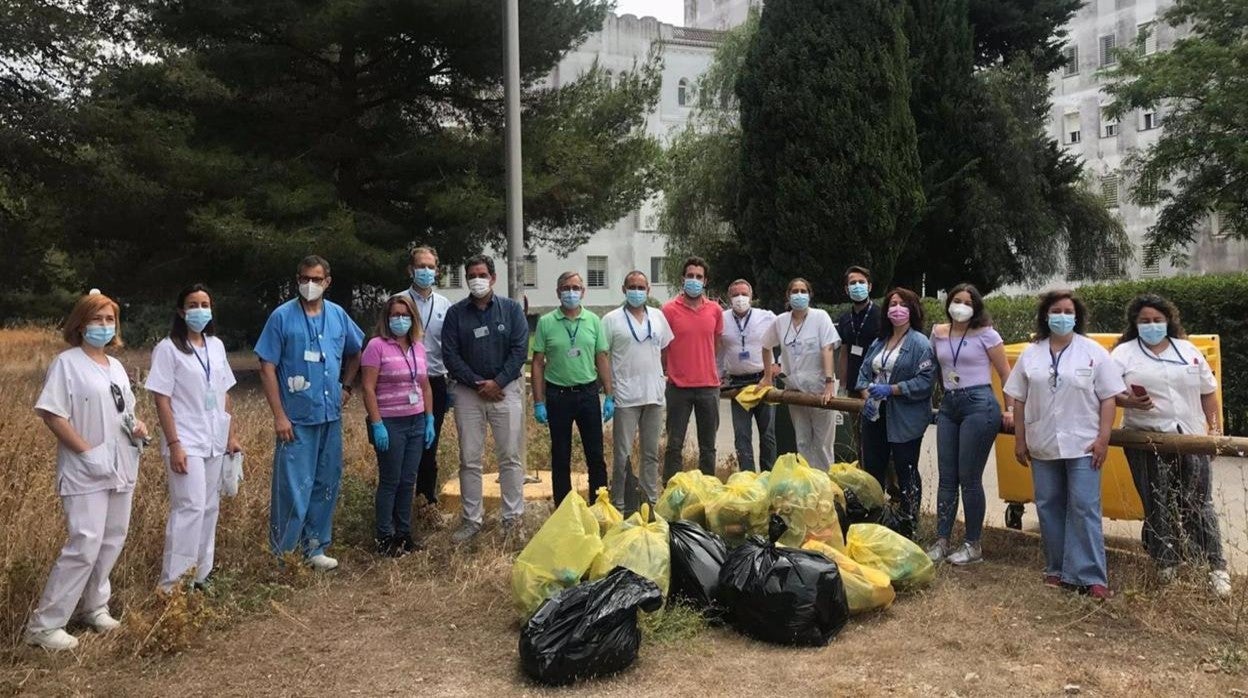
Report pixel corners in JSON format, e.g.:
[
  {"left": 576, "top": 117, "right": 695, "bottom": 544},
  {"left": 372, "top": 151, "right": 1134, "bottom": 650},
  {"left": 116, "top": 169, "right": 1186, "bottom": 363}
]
[{"left": 270, "top": 420, "right": 343, "bottom": 558}]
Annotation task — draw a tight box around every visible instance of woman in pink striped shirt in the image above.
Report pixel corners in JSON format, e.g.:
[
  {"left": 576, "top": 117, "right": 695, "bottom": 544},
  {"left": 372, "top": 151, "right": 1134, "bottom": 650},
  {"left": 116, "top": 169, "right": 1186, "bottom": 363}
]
[{"left": 362, "top": 294, "right": 435, "bottom": 556}]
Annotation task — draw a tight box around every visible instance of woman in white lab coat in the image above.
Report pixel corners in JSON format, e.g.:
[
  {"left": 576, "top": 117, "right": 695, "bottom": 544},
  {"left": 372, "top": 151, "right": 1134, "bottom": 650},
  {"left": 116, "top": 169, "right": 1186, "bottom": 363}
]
[
  {"left": 27, "top": 290, "right": 149, "bottom": 651},
  {"left": 147, "top": 284, "right": 241, "bottom": 591}
]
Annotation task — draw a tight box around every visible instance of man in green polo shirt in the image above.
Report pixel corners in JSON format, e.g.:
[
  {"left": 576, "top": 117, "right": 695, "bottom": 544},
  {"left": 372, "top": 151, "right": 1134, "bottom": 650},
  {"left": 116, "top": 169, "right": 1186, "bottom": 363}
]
[{"left": 532, "top": 271, "right": 614, "bottom": 506}]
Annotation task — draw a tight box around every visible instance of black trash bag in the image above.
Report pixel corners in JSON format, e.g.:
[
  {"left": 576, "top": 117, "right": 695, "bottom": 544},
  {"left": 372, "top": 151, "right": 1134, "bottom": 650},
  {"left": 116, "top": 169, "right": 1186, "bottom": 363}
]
[
  {"left": 875, "top": 502, "right": 916, "bottom": 540},
  {"left": 716, "top": 515, "right": 850, "bottom": 646},
  {"left": 668, "top": 520, "right": 727, "bottom": 612},
  {"left": 519, "top": 566, "right": 663, "bottom": 686},
  {"left": 843, "top": 487, "right": 882, "bottom": 525}
]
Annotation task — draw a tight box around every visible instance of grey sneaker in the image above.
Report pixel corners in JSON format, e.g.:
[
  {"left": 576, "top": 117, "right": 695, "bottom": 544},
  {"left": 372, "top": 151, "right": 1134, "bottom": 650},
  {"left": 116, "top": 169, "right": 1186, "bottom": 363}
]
[
  {"left": 926, "top": 538, "right": 951, "bottom": 563},
  {"left": 451, "top": 521, "right": 482, "bottom": 544},
  {"left": 1158, "top": 565, "right": 1178, "bottom": 585},
  {"left": 947, "top": 541, "right": 984, "bottom": 566}
]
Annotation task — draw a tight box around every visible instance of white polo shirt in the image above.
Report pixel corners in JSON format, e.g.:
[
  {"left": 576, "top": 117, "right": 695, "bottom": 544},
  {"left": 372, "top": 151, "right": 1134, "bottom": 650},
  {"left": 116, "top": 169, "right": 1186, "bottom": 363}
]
[
  {"left": 1110, "top": 338, "right": 1217, "bottom": 435},
  {"left": 762, "top": 308, "right": 841, "bottom": 394},
  {"left": 405, "top": 287, "right": 451, "bottom": 378},
  {"left": 146, "top": 336, "right": 238, "bottom": 457},
  {"left": 719, "top": 307, "right": 776, "bottom": 376},
  {"left": 602, "top": 305, "right": 673, "bottom": 408},
  {"left": 1004, "top": 334, "right": 1126, "bottom": 461},
  {"left": 35, "top": 348, "right": 141, "bottom": 495}
]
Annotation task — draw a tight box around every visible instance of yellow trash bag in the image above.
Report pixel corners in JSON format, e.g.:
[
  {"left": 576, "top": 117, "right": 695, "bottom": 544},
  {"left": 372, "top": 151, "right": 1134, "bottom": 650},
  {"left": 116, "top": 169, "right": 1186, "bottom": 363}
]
[
  {"left": 802, "top": 540, "right": 895, "bottom": 615},
  {"left": 766, "top": 453, "right": 845, "bottom": 549},
  {"left": 733, "top": 384, "right": 772, "bottom": 411},
  {"left": 589, "top": 504, "right": 671, "bottom": 598},
  {"left": 588, "top": 486, "right": 624, "bottom": 536},
  {"left": 845, "top": 523, "right": 935, "bottom": 591},
  {"left": 829, "top": 461, "right": 886, "bottom": 511},
  {"left": 511, "top": 492, "right": 604, "bottom": 619},
  {"left": 705, "top": 472, "right": 769, "bottom": 544},
  {"left": 655, "top": 471, "right": 723, "bottom": 527}
]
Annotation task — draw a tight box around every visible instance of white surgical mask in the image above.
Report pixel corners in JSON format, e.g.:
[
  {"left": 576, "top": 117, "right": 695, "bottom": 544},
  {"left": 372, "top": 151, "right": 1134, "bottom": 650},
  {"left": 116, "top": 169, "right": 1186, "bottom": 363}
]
[
  {"left": 731, "top": 295, "right": 751, "bottom": 313},
  {"left": 468, "top": 277, "right": 491, "bottom": 298},
  {"left": 298, "top": 281, "right": 324, "bottom": 302},
  {"left": 948, "top": 302, "right": 974, "bottom": 323}
]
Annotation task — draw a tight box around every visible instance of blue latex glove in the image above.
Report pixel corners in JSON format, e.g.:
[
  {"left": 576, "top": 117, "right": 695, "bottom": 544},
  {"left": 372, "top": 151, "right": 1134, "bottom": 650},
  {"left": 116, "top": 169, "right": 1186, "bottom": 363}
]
[
  {"left": 868, "top": 383, "right": 893, "bottom": 400},
  {"left": 424, "top": 414, "right": 436, "bottom": 450},
  {"left": 534, "top": 402, "right": 548, "bottom": 425},
  {"left": 602, "top": 395, "right": 615, "bottom": 423},
  {"left": 862, "top": 399, "right": 879, "bottom": 421},
  {"left": 370, "top": 421, "right": 389, "bottom": 452}
]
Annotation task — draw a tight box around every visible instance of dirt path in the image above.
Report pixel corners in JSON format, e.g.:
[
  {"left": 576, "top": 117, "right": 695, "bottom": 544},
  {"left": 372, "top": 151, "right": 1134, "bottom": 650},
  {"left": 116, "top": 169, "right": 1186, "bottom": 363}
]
[{"left": 9, "top": 523, "right": 1245, "bottom": 698}]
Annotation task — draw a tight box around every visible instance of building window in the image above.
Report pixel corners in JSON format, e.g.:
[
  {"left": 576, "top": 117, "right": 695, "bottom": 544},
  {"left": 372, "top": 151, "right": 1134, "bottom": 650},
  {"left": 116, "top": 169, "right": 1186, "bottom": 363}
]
[
  {"left": 1102, "top": 173, "right": 1120, "bottom": 208},
  {"left": 587, "top": 256, "right": 608, "bottom": 288},
  {"left": 1099, "top": 34, "right": 1117, "bottom": 67},
  {"left": 650, "top": 256, "right": 667, "bottom": 285},
  {"left": 1211, "top": 211, "right": 1230, "bottom": 240},
  {"left": 438, "top": 265, "right": 462, "bottom": 289},
  {"left": 522, "top": 255, "right": 537, "bottom": 289},
  {"left": 1063, "top": 112, "right": 1081, "bottom": 144},
  {"left": 1141, "top": 108, "right": 1162, "bottom": 130},
  {"left": 1139, "top": 21, "right": 1157, "bottom": 56},
  {"left": 1062, "top": 45, "right": 1079, "bottom": 76},
  {"left": 1140, "top": 245, "right": 1161, "bottom": 278},
  {"left": 1101, "top": 109, "right": 1118, "bottom": 138},
  {"left": 677, "top": 78, "right": 690, "bottom": 107}
]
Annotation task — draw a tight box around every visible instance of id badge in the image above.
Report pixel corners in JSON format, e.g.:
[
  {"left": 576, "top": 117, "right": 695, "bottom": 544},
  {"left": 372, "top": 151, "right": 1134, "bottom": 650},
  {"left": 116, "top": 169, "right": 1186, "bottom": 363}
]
[
  {"left": 947, "top": 370, "right": 960, "bottom": 386},
  {"left": 567, "top": 347, "right": 582, "bottom": 358},
  {"left": 473, "top": 326, "right": 490, "bottom": 339},
  {"left": 408, "top": 391, "right": 421, "bottom": 405},
  {"left": 850, "top": 345, "right": 864, "bottom": 357},
  {"left": 1186, "top": 365, "right": 1201, "bottom": 374},
  {"left": 304, "top": 349, "right": 322, "bottom": 362},
  {"left": 204, "top": 391, "right": 219, "bottom": 411},
  {"left": 738, "top": 351, "right": 750, "bottom": 360}
]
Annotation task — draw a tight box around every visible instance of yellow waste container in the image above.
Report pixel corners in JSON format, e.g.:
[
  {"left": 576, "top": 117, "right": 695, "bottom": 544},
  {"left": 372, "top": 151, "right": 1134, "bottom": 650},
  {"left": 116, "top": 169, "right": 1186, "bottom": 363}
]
[{"left": 989, "top": 334, "right": 1224, "bottom": 528}]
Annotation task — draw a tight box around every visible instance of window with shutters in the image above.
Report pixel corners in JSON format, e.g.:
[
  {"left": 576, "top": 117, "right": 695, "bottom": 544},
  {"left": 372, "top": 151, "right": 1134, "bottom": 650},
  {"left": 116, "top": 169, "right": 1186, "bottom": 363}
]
[
  {"left": 677, "top": 78, "right": 690, "bottom": 107},
  {"left": 650, "top": 256, "right": 667, "bottom": 285},
  {"left": 438, "top": 265, "right": 462, "bottom": 289},
  {"left": 1139, "top": 21, "right": 1157, "bottom": 55},
  {"left": 1102, "top": 173, "right": 1120, "bottom": 208},
  {"left": 1211, "top": 211, "right": 1230, "bottom": 239},
  {"left": 522, "top": 255, "right": 538, "bottom": 289},
  {"left": 1101, "top": 108, "right": 1118, "bottom": 138},
  {"left": 1063, "top": 112, "right": 1081, "bottom": 144},
  {"left": 587, "top": 256, "right": 608, "bottom": 288},
  {"left": 1100, "top": 34, "right": 1117, "bottom": 67},
  {"left": 1140, "top": 245, "right": 1161, "bottom": 278},
  {"left": 1062, "top": 45, "right": 1079, "bottom": 76},
  {"left": 1141, "top": 108, "right": 1162, "bottom": 130}
]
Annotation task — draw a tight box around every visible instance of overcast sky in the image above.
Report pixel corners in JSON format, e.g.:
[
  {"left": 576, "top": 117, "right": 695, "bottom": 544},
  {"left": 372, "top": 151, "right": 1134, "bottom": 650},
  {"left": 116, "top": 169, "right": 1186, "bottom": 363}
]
[{"left": 614, "top": 0, "right": 684, "bottom": 25}]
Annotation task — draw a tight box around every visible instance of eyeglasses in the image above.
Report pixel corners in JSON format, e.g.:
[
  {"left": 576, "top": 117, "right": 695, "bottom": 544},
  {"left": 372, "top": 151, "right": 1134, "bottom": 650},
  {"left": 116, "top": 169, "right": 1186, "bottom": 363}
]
[
  {"left": 110, "top": 383, "right": 125, "bottom": 413},
  {"left": 297, "top": 275, "right": 326, "bottom": 284}
]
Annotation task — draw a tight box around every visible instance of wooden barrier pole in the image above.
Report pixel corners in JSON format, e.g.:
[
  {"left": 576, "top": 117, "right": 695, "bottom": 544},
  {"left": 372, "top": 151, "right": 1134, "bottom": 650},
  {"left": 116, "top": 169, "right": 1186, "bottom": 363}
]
[{"left": 721, "top": 386, "right": 1248, "bottom": 459}]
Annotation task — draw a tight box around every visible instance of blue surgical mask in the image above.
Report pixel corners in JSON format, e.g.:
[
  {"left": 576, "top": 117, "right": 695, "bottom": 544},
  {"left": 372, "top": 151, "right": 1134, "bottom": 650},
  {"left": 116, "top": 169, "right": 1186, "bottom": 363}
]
[
  {"left": 389, "top": 316, "right": 413, "bottom": 336},
  {"left": 412, "top": 267, "right": 436, "bottom": 289},
  {"left": 625, "top": 289, "right": 648, "bottom": 308},
  {"left": 185, "top": 308, "right": 212, "bottom": 333},
  {"left": 789, "top": 292, "right": 811, "bottom": 310},
  {"left": 1048, "top": 313, "right": 1076, "bottom": 337},
  {"left": 848, "top": 282, "right": 869, "bottom": 302},
  {"left": 683, "top": 278, "right": 704, "bottom": 297},
  {"left": 560, "top": 290, "right": 582, "bottom": 309},
  {"left": 1137, "top": 321, "right": 1168, "bottom": 346},
  {"left": 83, "top": 324, "right": 116, "bottom": 348}
]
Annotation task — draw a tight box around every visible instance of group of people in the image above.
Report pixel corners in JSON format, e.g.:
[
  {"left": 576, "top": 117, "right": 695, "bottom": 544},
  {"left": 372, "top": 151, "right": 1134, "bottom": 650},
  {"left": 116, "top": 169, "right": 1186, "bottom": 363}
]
[{"left": 23, "top": 250, "right": 1231, "bottom": 652}]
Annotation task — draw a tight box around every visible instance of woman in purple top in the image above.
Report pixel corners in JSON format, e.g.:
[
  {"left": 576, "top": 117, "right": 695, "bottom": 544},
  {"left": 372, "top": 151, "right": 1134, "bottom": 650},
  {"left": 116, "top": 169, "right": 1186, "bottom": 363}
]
[
  {"left": 928, "top": 284, "right": 1013, "bottom": 565},
  {"left": 362, "top": 295, "right": 435, "bottom": 556}
]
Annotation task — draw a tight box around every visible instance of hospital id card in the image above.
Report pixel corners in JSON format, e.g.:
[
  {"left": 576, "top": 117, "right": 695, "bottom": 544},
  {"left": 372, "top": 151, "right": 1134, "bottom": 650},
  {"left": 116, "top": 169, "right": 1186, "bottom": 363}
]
[{"left": 303, "top": 349, "right": 322, "bottom": 362}]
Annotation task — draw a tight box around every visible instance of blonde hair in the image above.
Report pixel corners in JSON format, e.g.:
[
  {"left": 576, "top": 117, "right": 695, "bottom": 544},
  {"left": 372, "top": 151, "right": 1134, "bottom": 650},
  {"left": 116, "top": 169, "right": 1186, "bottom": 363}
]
[
  {"left": 376, "top": 294, "right": 424, "bottom": 342},
  {"left": 63, "top": 290, "right": 123, "bottom": 348}
]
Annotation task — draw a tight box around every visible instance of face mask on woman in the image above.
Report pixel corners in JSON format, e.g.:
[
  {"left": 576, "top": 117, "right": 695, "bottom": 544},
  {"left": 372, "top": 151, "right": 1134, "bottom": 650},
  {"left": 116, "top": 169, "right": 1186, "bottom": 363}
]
[
  {"left": 948, "top": 302, "right": 973, "bottom": 323},
  {"left": 83, "top": 324, "right": 116, "bottom": 348},
  {"left": 185, "top": 308, "right": 212, "bottom": 333},
  {"left": 1137, "top": 321, "right": 1168, "bottom": 346},
  {"left": 848, "top": 282, "right": 869, "bottom": 302},
  {"left": 1048, "top": 313, "right": 1076, "bottom": 336},
  {"left": 389, "top": 316, "right": 413, "bottom": 336},
  {"left": 887, "top": 305, "right": 910, "bottom": 326},
  {"left": 789, "top": 292, "right": 810, "bottom": 311}
]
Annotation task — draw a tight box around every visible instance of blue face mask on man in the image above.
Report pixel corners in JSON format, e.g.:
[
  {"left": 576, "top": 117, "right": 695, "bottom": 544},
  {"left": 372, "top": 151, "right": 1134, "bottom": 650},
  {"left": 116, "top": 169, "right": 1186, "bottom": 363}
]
[
  {"left": 1137, "top": 321, "right": 1168, "bottom": 346},
  {"left": 1047, "top": 313, "right": 1077, "bottom": 337},
  {"left": 83, "top": 324, "right": 116, "bottom": 348},
  {"left": 625, "top": 289, "right": 648, "bottom": 308},
  {"left": 412, "top": 267, "right": 436, "bottom": 289},
  {"left": 560, "top": 290, "right": 582, "bottom": 309},
  {"left": 848, "top": 282, "right": 869, "bottom": 303},
  {"left": 185, "top": 308, "right": 212, "bottom": 333},
  {"left": 683, "top": 278, "right": 704, "bottom": 297}
]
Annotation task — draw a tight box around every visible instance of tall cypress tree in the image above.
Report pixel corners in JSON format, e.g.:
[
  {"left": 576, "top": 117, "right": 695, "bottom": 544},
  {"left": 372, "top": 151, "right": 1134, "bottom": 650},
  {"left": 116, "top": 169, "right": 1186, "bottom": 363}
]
[{"left": 735, "top": 0, "right": 923, "bottom": 302}]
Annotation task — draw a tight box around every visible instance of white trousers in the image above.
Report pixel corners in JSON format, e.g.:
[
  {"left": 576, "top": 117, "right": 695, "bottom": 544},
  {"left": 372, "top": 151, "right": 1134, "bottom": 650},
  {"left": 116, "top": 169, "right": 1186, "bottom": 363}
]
[
  {"left": 452, "top": 381, "right": 525, "bottom": 524},
  {"left": 160, "top": 454, "right": 223, "bottom": 589},
  {"left": 790, "top": 404, "right": 837, "bottom": 471},
  {"left": 28, "top": 488, "right": 133, "bottom": 632}
]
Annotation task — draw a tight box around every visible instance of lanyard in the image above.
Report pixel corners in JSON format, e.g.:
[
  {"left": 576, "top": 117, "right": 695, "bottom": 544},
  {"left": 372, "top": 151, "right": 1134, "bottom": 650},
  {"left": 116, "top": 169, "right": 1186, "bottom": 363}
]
[
  {"left": 563, "top": 315, "right": 582, "bottom": 346},
  {"left": 1049, "top": 341, "right": 1071, "bottom": 389},
  {"left": 879, "top": 336, "right": 902, "bottom": 376},
  {"left": 783, "top": 314, "right": 805, "bottom": 347},
  {"left": 301, "top": 305, "right": 325, "bottom": 351},
  {"left": 624, "top": 307, "right": 652, "bottom": 343},
  {"left": 948, "top": 326, "right": 970, "bottom": 368},
  {"left": 849, "top": 302, "right": 872, "bottom": 342},
  {"left": 734, "top": 310, "right": 751, "bottom": 351},
  {"left": 191, "top": 342, "right": 211, "bottom": 385},
  {"left": 1136, "top": 338, "right": 1188, "bottom": 366},
  {"left": 410, "top": 289, "right": 436, "bottom": 331},
  {"left": 398, "top": 341, "right": 420, "bottom": 383}
]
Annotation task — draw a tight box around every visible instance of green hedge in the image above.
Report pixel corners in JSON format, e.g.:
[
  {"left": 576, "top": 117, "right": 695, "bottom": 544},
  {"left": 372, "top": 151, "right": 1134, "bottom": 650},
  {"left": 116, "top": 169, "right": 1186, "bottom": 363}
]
[{"left": 825, "top": 273, "right": 1248, "bottom": 436}]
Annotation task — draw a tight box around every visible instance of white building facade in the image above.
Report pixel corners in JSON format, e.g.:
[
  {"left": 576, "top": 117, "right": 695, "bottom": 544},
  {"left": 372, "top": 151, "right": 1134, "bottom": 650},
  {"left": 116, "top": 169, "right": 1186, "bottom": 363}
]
[{"left": 438, "top": 14, "right": 721, "bottom": 312}]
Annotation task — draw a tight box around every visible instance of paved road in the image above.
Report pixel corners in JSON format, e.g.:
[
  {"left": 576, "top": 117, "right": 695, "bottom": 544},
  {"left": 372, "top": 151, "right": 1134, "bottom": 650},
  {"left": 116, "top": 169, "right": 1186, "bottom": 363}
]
[{"left": 691, "top": 400, "right": 1248, "bottom": 573}]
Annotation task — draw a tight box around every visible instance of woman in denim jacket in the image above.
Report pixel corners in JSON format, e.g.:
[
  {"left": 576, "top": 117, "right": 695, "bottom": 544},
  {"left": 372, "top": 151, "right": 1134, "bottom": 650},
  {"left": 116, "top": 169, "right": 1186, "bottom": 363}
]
[{"left": 856, "top": 287, "right": 936, "bottom": 527}]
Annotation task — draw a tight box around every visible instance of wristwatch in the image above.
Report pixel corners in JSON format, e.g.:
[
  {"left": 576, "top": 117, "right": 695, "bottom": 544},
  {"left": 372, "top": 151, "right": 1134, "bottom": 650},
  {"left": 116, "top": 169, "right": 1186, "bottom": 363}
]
[{"left": 823, "top": 377, "right": 835, "bottom": 384}]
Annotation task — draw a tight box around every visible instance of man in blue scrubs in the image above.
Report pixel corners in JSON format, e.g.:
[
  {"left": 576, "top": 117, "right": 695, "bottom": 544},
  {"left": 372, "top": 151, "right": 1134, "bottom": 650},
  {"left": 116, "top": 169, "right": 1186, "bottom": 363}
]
[{"left": 256, "top": 255, "right": 364, "bottom": 570}]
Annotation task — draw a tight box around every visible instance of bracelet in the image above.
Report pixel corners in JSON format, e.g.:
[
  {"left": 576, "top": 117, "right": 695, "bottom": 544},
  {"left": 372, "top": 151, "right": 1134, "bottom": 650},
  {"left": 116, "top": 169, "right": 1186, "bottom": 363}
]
[{"left": 167, "top": 439, "right": 180, "bottom": 446}]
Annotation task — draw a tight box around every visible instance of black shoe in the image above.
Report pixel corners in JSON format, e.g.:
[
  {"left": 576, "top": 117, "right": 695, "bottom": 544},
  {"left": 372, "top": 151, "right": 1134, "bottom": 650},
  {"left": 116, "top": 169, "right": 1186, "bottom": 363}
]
[
  {"left": 393, "top": 535, "right": 424, "bottom": 556},
  {"left": 374, "top": 535, "right": 394, "bottom": 556}
]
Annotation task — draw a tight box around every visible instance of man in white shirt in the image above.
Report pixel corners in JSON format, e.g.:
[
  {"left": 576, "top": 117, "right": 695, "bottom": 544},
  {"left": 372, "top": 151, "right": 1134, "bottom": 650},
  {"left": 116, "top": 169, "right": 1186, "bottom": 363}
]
[
  {"left": 719, "top": 279, "right": 777, "bottom": 472},
  {"left": 402, "top": 245, "right": 453, "bottom": 512},
  {"left": 602, "top": 270, "right": 673, "bottom": 513}
]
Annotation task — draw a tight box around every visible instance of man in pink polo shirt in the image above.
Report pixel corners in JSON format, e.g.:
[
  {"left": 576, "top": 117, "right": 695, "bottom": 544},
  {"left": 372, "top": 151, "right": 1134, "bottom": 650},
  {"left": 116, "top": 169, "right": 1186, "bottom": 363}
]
[{"left": 662, "top": 256, "right": 724, "bottom": 479}]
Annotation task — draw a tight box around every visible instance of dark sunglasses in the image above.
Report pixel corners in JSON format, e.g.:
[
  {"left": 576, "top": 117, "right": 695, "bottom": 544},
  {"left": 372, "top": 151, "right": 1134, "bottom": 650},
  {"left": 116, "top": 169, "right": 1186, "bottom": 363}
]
[{"left": 110, "top": 383, "right": 125, "bottom": 413}]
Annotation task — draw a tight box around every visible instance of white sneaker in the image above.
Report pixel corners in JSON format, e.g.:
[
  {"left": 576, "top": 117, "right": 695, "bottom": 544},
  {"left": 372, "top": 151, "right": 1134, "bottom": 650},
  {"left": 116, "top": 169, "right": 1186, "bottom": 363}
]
[
  {"left": 1210, "top": 570, "right": 1232, "bottom": 599},
  {"left": 926, "top": 539, "right": 951, "bottom": 563},
  {"left": 25, "top": 628, "right": 79, "bottom": 651},
  {"left": 948, "top": 541, "right": 984, "bottom": 566},
  {"left": 77, "top": 608, "right": 121, "bottom": 633},
  {"left": 1158, "top": 566, "right": 1178, "bottom": 585},
  {"left": 307, "top": 554, "right": 339, "bottom": 572}
]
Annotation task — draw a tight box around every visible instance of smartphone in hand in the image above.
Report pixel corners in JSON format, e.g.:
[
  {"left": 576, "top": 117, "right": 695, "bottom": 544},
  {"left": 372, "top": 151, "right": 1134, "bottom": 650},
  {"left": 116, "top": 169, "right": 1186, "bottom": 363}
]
[{"left": 1130, "top": 384, "right": 1148, "bottom": 397}]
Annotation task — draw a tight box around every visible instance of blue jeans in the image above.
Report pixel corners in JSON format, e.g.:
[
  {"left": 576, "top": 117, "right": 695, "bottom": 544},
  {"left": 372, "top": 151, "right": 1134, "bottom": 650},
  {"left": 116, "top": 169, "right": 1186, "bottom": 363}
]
[
  {"left": 372, "top": 414, "right": 427, "bottom": 539},
  {"left": 1031, "top": 456, "right": 1107, "bottom": 586},
  {"left": 270, "top": 421, "right": 343, "bottom": 558},
  {"left": 935, "top": 385, "right": 1001, "bottom": 542},
  {"left": 861, "top": 408, "right": 924, "bottom": 523},
  {"left": 731, "top": 399, "right": 776, "bottom": 472}
]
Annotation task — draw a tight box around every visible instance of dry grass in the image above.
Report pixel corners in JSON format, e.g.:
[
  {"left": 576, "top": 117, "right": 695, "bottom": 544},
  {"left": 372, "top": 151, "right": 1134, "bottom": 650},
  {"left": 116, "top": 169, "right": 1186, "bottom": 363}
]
[{"left": 1, "top": 327, "right": 1247, "bottom": 695}]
